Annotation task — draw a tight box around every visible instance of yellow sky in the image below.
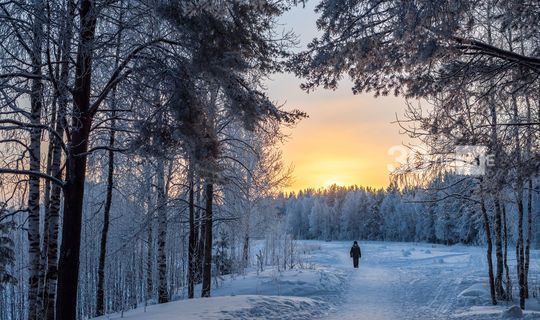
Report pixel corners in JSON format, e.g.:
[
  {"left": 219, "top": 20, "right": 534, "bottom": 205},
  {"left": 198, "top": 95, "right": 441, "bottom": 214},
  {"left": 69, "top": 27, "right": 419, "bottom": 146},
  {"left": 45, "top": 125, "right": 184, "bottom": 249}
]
[
  {"left": 266, "top": 3, "right": 412, "bottom": 193},
  {"left": 267, "top": 74, "right": 411, "bottom": 193}
]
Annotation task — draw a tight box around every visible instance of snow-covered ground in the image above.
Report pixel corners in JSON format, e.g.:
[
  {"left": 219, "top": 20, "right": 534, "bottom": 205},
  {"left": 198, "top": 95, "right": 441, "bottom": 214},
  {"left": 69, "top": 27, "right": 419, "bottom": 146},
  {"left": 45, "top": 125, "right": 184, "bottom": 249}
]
[{"left": 94, "top": 241, "right": 540, "bottom": 320}]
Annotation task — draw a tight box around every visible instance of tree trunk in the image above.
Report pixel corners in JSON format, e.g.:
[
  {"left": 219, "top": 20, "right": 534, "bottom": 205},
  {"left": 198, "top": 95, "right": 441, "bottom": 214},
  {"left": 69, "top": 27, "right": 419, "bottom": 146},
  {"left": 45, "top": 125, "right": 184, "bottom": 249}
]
[
  {"left": 242, "top": 208, "right": 251, "bottom": 269},
  {"left": 201, "top": 183, "right": 214, "bottom": 298},
  {"left": 40, "top": 96, "right": 57, "bottom": 315},
  {"left": 480, "top": 190, "right": 497, "bottom": 305},
  {"left": 56, "top": 0, "right": 97, "bottom": 318},
  {"left": 512, "top": 93, "right": 526, "bottom": 309},
  {"left": 493, "top": 196, "right": 505, "bottom": 299},
  {"left": 95, "top": 6, "right": 122, "bottom": 312},
  {"left": 242, "top": 235, "right": 250, "bottom": 269},
  {"left": 196, "top": 181, "right": 204, "bottom": 284},
  {"left": 524, "top": 179, "right": 532, "bottom": 299},
  {"left": 44, "top": 3, "right": 75, "bottom": 318},
  {"left": 95, "top": 110, "right": 116, "bottom": 316},
  {"left": 27, "top": 0, "right": 45, "bottom": 318},
  {"left": 502, "top": 202, "right": 512, "bottom": 299},
  {"left": 516, "top": 187, "right": 526, "bottom": 309},
  {"left": 188, "top": 164, "right": 196, "bottom": 299},
  {"left": 156, "top": 157, "right": 169, "bottom": 304},
  {"left": 524, "top": 95, "right": 533, "bottom": 300},
  {"left": 146, "top": 216, "right": 153, "bottom": 303}
]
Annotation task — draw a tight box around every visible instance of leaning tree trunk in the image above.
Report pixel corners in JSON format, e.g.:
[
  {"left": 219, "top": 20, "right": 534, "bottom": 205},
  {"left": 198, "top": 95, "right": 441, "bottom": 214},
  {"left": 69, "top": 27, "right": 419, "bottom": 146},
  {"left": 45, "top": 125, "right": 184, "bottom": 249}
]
[
  {"left": 201, "top": 183, "right": 214, "bottom": 298},
  {"left": 56, "top": 0, "right": 97, "bottom": 318},
  {"left": 27, "top": 0, "right": 45, "bottom": 318},
  {"left": 156, "top": 157, "right": 169, "bottom": 304}
]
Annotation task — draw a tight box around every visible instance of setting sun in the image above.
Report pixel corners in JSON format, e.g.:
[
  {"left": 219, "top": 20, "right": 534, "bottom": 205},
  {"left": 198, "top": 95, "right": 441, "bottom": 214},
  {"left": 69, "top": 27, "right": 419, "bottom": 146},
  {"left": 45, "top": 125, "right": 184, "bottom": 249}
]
[
  {"left": 323, "top": 177, "right": 345, "bottom": 188},
  {"left": 268, "top": 72, "right": 409, "bottom": 193},
  {"left": 265, "top": 2, "right": 411, "bottom": 193}
]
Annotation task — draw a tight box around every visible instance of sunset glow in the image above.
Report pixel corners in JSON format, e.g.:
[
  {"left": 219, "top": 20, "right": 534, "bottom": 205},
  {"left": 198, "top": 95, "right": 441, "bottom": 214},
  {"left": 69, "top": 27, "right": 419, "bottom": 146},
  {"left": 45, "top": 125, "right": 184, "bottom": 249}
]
[
  {"left": 265, "top": 2, "right": 411, "bottom": 193},
  {"left": 267, "top": 72, "right": 410, "bottom": 193}
]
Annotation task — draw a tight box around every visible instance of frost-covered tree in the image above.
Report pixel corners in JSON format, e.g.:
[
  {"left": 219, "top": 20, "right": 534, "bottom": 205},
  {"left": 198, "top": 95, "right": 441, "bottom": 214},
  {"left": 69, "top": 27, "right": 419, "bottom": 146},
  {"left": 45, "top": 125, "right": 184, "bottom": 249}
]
[{"left": 293, "top": 0, "right": 540, "bottom": 98}]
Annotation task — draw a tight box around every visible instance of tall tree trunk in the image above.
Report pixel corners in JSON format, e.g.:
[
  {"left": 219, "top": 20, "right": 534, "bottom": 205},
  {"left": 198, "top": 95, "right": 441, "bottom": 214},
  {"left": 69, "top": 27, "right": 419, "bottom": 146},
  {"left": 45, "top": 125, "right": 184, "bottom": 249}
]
[
  {"left": 143, "top": 162, "right": 154, "bottom": 304},
  {"left": 44, "top": 3, "right": 74, "bottom": 318},
  {"left": 156, "top": 157, "right": 169, "bottom": 304},
  {"left": 484, "top": 4, "right": 504, "bottom": 302},
  {"left": 95, "top": 107, "right": 116, "bottom": 316},
  {"left": 27, "top": 1, "right": 45, "bottom": 318},
  {"left": 40, "top": 97, "right": 57, "bottom": 315},
  {"left": 95, "top": 6, "right": 122, "bottom": 313},
  {"left": 512, "top": 93, "right": 526, "bottom": 309},
  {"left": 56, "top": 0, "right": 97, "bottom": 318},
  {"left": 516, "top": 187, "right": 526, "bottom": 309},
  {"left": 188, "top": 164, "right": 196, "bottom": 299},
  {"left": 196, "top": 180, "right": 204, "bottom": 284},
  {"left": 502, "top": 203, "right": 512, "bottom": 299},
  {"left": 480, "top": 187, "right": 497, "bottom": 305},
  {"left": 524, "top": 179, "right": 532, "bottom": 299},
  {"left": 201, "top": 183, "right": 214, "bottom": 298},
  {"left": 524, "top": 96, "right": 533, "bottom": 299}
]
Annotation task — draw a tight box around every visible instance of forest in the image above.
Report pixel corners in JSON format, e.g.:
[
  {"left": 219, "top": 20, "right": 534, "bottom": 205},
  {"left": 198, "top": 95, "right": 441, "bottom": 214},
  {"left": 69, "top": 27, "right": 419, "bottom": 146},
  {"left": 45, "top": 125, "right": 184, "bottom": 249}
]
[{"left": 0, "top": 0, "right": 539, "bottom": 320}]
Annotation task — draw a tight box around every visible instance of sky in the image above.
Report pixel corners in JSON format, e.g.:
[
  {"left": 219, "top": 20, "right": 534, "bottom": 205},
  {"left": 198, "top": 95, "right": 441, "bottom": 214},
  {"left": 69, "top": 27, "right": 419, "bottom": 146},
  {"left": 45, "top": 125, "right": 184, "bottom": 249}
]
[{"left": 266, "top": 2, "right": 412, "bottom": 193}]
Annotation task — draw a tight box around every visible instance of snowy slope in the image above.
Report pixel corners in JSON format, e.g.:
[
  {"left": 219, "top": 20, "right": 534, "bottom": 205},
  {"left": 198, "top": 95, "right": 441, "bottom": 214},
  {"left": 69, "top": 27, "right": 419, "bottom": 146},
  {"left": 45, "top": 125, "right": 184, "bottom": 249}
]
[
  {"left": 93, "top": 295, "right": 329, "bottom": 320},
  {"left": 93, "top": 241, "right": 540, "bottom": 320}
]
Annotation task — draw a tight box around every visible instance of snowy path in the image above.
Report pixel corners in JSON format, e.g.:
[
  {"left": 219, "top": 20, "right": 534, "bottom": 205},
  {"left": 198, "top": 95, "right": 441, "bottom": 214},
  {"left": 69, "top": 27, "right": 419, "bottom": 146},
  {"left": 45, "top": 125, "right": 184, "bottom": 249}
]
[{"left": 314, "top": 242, "right": 483, "bottom": 320}]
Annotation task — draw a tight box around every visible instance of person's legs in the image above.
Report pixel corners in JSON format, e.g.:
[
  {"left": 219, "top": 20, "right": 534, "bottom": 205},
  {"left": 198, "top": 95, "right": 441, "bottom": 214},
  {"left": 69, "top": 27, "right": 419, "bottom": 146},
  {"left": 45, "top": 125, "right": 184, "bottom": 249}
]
[{"left": 353, "top": 258, "right": 359, "bottom": 268}]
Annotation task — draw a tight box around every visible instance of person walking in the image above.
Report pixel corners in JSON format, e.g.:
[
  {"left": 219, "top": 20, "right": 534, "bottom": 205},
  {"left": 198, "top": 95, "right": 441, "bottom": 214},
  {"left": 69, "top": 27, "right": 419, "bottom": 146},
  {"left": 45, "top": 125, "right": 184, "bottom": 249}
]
[{"left": 350, "top": 241, "right": 361, "bottom": 268}]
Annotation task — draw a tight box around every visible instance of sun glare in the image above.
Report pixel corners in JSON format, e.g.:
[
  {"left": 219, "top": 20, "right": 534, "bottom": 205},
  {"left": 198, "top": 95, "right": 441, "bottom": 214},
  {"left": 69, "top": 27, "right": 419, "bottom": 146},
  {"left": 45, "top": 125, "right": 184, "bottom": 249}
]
[{"left": 324, "top": 178, "right": 344, "bottom": 187}]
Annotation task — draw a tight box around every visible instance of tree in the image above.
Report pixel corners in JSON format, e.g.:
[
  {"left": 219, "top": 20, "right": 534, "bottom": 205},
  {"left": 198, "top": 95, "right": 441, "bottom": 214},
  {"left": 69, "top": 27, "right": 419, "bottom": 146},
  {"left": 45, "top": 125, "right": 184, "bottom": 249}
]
[{"left": 293, "top": 0, "right": 540, "bottom": 99}]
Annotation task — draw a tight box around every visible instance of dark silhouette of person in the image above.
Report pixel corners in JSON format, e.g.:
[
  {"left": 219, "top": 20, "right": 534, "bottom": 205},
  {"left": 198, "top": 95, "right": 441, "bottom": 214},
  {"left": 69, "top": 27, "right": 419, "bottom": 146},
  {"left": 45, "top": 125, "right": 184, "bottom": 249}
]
[{"left": 350, "top": 241, "right": 361, "bottom": 268}]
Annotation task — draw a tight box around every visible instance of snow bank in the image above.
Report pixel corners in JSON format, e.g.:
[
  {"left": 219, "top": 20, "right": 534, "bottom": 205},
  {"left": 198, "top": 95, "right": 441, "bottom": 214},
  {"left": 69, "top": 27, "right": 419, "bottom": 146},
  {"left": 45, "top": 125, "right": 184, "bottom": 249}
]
[
  {"left": 92, "top": 242, "right": 346, "bottom": 320},
  {"left": 457, "top": 283, "right": 490, "bottom": 307},
  {"left": 458, "top": 283, "right": 489, "bottom": 298},
  {"left": 501, "top": 305, "right": 523, "bottom": 319},
  {"left": 211, "top": 265, "right": 346, "bottom": 299},
  {"left": 455, "top": 305, "right": 540, "bottom": 319},
  {"left": 93, "top": 295, "right": 329, "bottom": 320}
]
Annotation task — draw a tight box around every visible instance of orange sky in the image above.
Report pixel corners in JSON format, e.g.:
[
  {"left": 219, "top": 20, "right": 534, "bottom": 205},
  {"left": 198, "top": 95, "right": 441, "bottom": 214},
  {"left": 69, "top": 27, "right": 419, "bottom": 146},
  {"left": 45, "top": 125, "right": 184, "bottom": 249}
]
[{"left": 267, "top": 3, "right": 412, "bottom": 193}]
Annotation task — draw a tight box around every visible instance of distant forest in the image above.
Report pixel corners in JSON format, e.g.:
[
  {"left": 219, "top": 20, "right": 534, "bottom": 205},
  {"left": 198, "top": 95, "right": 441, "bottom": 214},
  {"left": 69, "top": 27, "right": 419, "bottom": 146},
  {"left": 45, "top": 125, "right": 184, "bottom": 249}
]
[{"left": 280, "top": 176, "right": 539, "bottom": 247}]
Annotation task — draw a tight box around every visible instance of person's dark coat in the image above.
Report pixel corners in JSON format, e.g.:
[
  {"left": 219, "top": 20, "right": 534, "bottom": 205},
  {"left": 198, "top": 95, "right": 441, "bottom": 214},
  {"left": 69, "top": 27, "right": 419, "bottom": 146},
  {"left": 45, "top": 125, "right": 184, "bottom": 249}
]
[
  {"left": 350, "top": 243, "right": 361, "bottom": 268},
  {"left": 350, "top": 244, "right": 361, "bottom": 259}
]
